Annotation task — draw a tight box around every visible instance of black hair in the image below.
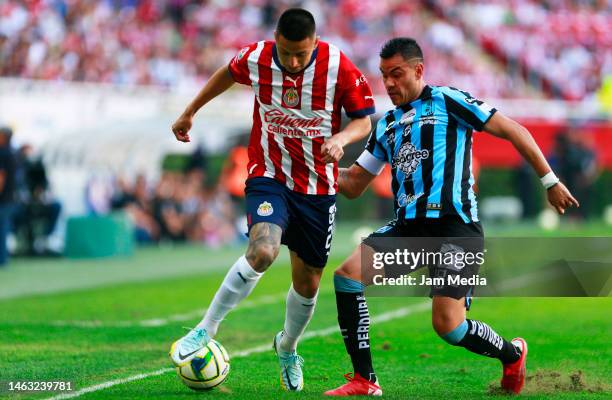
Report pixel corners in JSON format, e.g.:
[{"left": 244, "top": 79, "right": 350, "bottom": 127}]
[
  {"left": 276, "top": 8, "right": 316, "bottom": 41},
  {"left": 380, "top": 37, "right": 424, "bottom": 61}
]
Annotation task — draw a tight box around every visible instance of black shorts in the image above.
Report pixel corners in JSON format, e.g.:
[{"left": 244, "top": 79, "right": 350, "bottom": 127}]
[
  {"left": 245, "top": 177, "right": 336, "bottom": 268},
  {"left": 363, "top": 216, "right": 484, "bottom": 304}
]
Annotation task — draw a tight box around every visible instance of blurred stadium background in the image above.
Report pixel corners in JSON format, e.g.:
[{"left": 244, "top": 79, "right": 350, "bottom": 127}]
[
  {"left": 0, "top": 0, "right": 611, "bottom": 263},
  {"left": 0, "top": 1, "right": 611, "bottom": 398}
]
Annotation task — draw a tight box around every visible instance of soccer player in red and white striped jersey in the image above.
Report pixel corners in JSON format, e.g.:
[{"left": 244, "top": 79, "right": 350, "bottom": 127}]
[
  {"left": 169, "top": 8, "right": 375, "bottom": 391},
  {"left": 227, "top": 36, "right": 374, "bottom": 195}
]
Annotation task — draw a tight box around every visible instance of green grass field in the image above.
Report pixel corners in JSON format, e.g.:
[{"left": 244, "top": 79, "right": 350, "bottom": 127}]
[{"left": 1, "top": 223, "right": 610, "bottom": 399}]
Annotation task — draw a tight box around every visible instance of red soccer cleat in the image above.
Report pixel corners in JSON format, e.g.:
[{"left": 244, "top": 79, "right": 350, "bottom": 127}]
[
  {"left": 324, "top": 372, "right": 382, "bottom": 396},
  {"left": 501, "top": 337, "right": 528, "bottom": 394}
]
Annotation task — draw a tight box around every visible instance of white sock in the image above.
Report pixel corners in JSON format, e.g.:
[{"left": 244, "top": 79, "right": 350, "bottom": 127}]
[
  {"left": 198, "top": 255, "right": 262, "bottom": 337},
  {"left": 280, "top": 285, "right": 318, "bottom": 352}
]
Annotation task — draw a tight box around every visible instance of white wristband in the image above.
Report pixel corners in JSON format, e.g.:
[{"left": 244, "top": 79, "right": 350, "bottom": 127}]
[{"left": 540, "top": 171, "right": 560, "bottom": 189}]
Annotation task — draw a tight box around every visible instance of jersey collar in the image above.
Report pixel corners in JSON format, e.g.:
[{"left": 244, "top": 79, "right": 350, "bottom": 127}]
[{"left": 272, "top": 44, "right": 318, "bottom": 75}]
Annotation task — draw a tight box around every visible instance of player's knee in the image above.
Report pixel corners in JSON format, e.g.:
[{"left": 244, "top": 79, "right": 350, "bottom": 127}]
[
  {"left": 334, "top": 257, "right": 374, "bottom": 289},
  {"left": 293, "top": 279, "right": 320, "bottom": 298},
  {"left": 334, "top": 259, "right": 360, "bottom": 282},
  {"left": 435, "top": 318, "right": 469, "bottom": 346},
  {"left": 293, "top": 264, "right": 322, "bottom": 297},
  {"left": 432, "top": 309, "right": 463, "bottom": 339},
  {"left": 334, "top": 264, "right": 349, "bottom": 278},
  {"left": 247, "top": 243, "right": 279, "bottom": 271}
]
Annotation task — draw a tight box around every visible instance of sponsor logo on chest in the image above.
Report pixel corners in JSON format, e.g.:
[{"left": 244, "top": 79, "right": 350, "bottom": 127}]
[
  {"left": 263, "top": 109, "right": 327, "bottom": 138},
  {"left": 392, "top": 142, "right": 430, "bottom": 175}
]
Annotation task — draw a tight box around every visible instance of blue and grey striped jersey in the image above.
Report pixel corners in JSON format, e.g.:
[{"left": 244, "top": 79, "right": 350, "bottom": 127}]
[{"left": 356, "top": 85, "right": 497, "bottom": 223}]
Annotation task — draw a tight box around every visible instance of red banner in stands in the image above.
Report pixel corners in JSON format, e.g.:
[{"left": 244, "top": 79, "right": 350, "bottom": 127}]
[{"left": 473, "top": 120, "right": 612, "bottom": 169}]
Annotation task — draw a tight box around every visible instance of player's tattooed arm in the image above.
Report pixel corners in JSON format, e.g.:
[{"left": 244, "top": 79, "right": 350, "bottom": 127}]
[
  {"left": 338, "top": 164, "right": 376, "bottom": 199},
  {"left": 246, "top": 222, "right": 282, "bottom": 271},
  {"left": 338, "top": 168, "right": 350, "bottom": 188}
]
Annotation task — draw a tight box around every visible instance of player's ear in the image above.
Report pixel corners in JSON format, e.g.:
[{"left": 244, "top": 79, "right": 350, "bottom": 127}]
[
  {"left": 414, "top": 62, "right": 424, "bottom": 80},
  {"left": 274, "top": 30, "right": 279, "bottom": 41},
  {"left": 314, "top": 35, "right": 320, "bottom": 47}
]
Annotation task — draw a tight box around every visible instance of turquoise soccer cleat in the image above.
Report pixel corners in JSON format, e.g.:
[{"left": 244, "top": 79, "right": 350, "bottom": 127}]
[
  {"left": 273, "top": 331, "right": 304, "bottom": 392},
  {"left": 169, "top": 327, "right": 211, "bottom": 366}
]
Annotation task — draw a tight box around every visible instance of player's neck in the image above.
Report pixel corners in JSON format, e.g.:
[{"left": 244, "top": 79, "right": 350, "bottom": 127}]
[{"left": 402, "top": 82, "right": 427, "bottom": 105}]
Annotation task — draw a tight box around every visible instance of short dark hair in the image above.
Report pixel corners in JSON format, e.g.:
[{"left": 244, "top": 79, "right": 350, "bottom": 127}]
[
  {"left": 380, "top": 37, "right": 424, "bottom": 62},
  {"left": 277, "top": 8, "right": 316, "bottom": 41}
]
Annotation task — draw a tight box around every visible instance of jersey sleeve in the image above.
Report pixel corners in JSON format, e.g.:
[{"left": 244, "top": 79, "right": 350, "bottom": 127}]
[
  {"left": 227, "top": 43, "right": 259, "bottom": 86},
  {"left": 337, "top": 52, "right": 376, "bottom": 118},
  {"left": 439, "top": 86, "right": 497, "bottom": 131},
  {"left": 355, "top": 118, "right": 388, "bottom": 175}
]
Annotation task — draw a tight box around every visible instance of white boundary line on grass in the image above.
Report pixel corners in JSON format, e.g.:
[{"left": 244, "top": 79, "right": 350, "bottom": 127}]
[
  {"left": 50, "top": 292, "right": 288, "bottom": 328},
  {"left": 49, "top": 265, "right": 580, "bottom": 330},
  {"left": 46, "top": 301, "right": 431, "bottom": 400}
]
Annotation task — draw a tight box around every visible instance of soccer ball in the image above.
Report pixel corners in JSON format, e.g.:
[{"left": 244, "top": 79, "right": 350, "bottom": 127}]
[{"left": 176, "top": 339, "right": 230, "bottom": 390}]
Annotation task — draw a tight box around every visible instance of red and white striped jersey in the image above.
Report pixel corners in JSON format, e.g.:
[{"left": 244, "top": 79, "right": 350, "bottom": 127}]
[{"left": 228, "top": 40, "right": 375, "bottom": 195}]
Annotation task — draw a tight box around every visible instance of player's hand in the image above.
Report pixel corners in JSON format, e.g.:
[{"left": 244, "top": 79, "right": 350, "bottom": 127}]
[
  {"left": 547, "top": 182, "right": 579, "bottom": 215},
  {"left": 321, "top": 135, "right": 348, "bottom": 163},
  {"left": 172, "top": 114, "right": 193, "bottom": 143}
]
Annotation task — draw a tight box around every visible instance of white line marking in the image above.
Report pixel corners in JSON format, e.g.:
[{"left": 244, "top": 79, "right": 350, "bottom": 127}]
[
  {"left": 51, "top": 293, "right": 288, "bottom": 328},
  {"left": 47, "top": 369, "right": 173, "bottom": 400},
  {"left": 45, "top": 301, "right": 430, "bottom": 399},
  {"left": 492, "top": 268, "right": 565, "bottom": 292}
]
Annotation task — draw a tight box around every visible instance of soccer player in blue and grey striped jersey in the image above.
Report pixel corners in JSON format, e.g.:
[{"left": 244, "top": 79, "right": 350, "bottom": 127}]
[{"left": 324, "top": 38, "right": 578, "bottom": 396}]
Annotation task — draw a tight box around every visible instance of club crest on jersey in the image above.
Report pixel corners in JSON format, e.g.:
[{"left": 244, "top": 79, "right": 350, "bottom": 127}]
[
  {"left": 422, "top": 99, "right": 434, "bottom": 116},
  {"left": 283, "top": 87, "right": 300, "bottom": 107},
  {"left": 257, "top": 201, "right": 274, "bottom": 216},
  {"left": 392, "top": 142, "right": 430, "bottom": 175},
  {"left": 418, "top": 100, "right": 437, "bottom": 126}
]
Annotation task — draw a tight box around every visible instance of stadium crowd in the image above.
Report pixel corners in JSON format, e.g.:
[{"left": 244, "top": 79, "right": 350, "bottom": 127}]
[
  {"left": 430, "top": 0, "right": 611, "bottom": 101},
  {"left": 108, "top": 171, "right": 240, "bottom": 246},
  {"left": 86, "top": 149, "right": 242, "bottom": 247},
  {"left": 3, "top": 0, "right": 594, "bottom": 99},
  {"left": 0, "top": 127, "right": 63, "bottom": 265}
]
